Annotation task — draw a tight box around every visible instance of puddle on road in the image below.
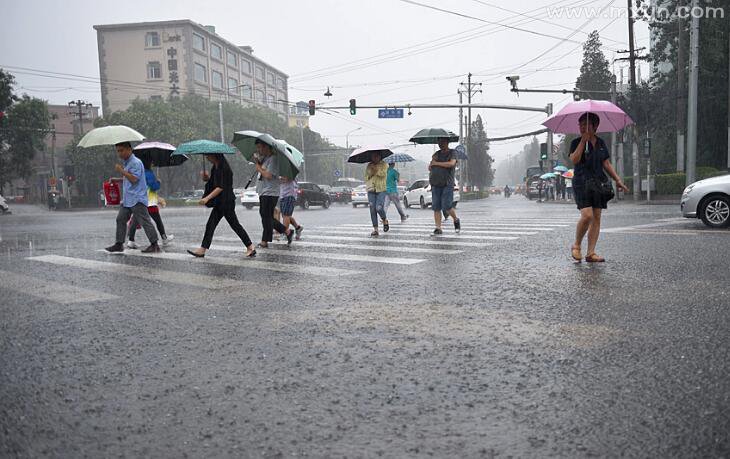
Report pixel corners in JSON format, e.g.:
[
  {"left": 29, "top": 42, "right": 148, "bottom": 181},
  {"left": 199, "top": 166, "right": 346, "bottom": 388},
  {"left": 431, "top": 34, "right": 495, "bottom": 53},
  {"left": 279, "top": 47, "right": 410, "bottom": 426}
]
[{"left": 269, "top": 303, "right": 622, "bottom": 350}]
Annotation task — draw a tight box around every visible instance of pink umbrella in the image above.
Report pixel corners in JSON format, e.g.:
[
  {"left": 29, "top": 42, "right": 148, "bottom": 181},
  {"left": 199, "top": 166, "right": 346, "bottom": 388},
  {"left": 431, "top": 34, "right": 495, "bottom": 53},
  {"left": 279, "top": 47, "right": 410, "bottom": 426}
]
[{"left": 542, "top": 99, "right": 633, "bottom": 134}]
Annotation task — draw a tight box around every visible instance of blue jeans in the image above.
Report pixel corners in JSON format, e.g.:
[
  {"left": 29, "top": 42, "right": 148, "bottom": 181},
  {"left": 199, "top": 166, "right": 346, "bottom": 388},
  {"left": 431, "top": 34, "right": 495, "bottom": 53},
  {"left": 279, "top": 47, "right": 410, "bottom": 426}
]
[
  {"left": 431, "top": 185, "right": 454, "bottom": 212},
  {"left": 368, "top": 191, "right": 387, "bottom": 227}
]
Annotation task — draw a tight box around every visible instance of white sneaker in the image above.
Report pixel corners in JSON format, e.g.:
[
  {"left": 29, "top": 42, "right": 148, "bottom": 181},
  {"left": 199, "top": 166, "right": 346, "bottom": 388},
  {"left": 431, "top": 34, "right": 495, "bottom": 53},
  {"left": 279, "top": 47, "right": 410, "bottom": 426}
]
[
  {"left": 126, "top": 241, "right": 138, "bottom": 249},
  {"left": 162, "top": 234, "right": 174, "bottom": 247}
]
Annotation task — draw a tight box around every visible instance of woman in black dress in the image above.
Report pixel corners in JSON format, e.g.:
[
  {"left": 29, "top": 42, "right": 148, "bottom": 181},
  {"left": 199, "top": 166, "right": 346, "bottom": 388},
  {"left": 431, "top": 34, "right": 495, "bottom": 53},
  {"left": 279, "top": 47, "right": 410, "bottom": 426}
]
[
  {"left": 187, "top": 154, "right": 256, "bottom": 258},
  {"left": 569, "top": 113, "right": 629, "bottom": 263}
]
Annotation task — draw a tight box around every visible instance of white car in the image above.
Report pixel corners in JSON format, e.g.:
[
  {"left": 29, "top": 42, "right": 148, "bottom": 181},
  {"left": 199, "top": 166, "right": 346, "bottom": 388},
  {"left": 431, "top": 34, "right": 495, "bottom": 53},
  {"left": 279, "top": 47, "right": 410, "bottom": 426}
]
[
  {"left": 351, "top": 185, "right": 369, "bottom": 208},
  {"left": 681, "top": 174, "right": 730, "bottom": 227},
  {"left": 240, "top": 189, "right": 259, "bottom": 209},
  {"left": 403, "top": 179, "right": 460, "bottom": 209}
]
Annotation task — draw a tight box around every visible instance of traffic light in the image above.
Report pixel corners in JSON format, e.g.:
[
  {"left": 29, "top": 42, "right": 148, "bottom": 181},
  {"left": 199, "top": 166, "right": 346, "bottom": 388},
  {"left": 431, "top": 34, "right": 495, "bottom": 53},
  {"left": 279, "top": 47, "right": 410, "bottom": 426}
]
[
  {"left": 540, "top": 142, "right": 548, "bottom": 160},
  {"left": 308, "top": 100, "right": 316, "bottom": 116},
  {"left": 349, "top": 99, "right": 356, "bottom": 115}
]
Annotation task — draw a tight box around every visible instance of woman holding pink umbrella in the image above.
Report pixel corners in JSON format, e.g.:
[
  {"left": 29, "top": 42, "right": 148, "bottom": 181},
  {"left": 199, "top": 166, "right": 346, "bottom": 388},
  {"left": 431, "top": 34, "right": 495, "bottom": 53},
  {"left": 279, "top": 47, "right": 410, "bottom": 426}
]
[{"left": 544, "top": 100, "right": 632, "bottom": 262}]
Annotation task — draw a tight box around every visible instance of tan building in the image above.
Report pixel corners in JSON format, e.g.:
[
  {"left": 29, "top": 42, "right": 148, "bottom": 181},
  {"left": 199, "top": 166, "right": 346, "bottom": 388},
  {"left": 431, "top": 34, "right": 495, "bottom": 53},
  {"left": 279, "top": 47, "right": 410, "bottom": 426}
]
[{"left": 94, "top": 20, "right": 289, "bottom": 117}]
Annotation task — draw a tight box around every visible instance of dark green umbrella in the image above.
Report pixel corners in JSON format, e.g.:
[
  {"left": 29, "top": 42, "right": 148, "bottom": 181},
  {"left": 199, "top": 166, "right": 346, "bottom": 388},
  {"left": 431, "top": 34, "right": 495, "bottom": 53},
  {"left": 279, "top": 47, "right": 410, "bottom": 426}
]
[
  {"left": 408, "top": 128, "right": 459, "bottom": 145},
  {"left": 172, "top": 139, "right": 237, "bottom": 156},
  {"left": 232, "top": 130, "right": 302, "bottom": 179}
]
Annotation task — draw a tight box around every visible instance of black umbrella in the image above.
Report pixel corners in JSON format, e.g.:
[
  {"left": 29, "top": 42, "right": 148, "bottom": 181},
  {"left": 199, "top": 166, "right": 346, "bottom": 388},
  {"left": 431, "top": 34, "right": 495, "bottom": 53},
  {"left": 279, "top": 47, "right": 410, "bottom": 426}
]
[{"left": 133, "top": 141, "right": 187, "bottom": 167}]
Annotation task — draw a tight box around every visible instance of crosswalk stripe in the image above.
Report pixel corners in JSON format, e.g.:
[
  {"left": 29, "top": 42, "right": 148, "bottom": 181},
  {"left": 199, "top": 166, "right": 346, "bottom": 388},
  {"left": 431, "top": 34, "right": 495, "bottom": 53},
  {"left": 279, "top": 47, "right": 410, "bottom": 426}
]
[
  {"left": 330, "top": 225, "right": 540, "bottom": 235},
  {"left": 28, "top": 254, "right": 242, "bottom": 289},
  {"left": 309, "top": 228, "right": 517, "bottom": 240},
  {"left": 342, "top": 222, "right": 563, "bottom": 229},
  {"left": 211, "top": 245, "right": 425, "bottom": 265},
  {"left": 121, "top": 250, "right": 361, "bottom": 276},
  {"left": 0, "top": 269, "right": 119, "bottom": 304},
  {"left": 242, "top": 240, "right": 463, "bottom": 255},
  {"left": 242, "top": 234, "right": 493, "bottom": 247},
  {"left": 404, "top": 219, "right": 572, "bottom": 226}
]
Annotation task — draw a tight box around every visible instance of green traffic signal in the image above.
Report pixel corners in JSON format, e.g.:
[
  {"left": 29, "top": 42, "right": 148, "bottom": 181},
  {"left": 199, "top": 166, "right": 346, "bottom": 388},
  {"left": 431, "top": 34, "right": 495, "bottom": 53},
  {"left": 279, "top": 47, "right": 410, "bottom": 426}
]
[{"left": 349, "top": 99, "right": 356, "bottom": 115}]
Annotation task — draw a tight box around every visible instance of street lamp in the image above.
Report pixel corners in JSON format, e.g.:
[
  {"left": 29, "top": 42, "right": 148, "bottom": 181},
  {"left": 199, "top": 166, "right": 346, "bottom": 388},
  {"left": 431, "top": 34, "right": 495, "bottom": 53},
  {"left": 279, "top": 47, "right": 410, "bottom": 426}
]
[{"left": 344, "top": 127, "right": 362, "bottom": 180}]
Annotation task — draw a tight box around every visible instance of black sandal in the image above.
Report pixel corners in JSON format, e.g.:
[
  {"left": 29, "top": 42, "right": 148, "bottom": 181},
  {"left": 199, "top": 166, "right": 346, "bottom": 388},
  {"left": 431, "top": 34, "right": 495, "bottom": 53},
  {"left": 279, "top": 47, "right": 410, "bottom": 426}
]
[
  {"left": 187, "top": 249, "right": 205, "bottom": 258},
  {"left": 246, "top": 250, "right": 257, "bottom": 258}
]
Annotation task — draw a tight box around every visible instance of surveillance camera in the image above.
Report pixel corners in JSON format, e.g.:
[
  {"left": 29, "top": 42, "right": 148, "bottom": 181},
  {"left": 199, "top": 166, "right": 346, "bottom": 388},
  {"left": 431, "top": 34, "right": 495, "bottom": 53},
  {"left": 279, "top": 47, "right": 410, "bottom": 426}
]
[{"left": 506, "top": 75, "right": 519, "bottom": 82}]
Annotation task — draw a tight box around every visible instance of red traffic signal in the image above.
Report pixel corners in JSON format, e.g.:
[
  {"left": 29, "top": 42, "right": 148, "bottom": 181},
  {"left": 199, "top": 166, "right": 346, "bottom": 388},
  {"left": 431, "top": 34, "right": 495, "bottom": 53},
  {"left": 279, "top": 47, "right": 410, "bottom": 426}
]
[{"left": 308, "top": 100, "right": 315, "bottom": 116}]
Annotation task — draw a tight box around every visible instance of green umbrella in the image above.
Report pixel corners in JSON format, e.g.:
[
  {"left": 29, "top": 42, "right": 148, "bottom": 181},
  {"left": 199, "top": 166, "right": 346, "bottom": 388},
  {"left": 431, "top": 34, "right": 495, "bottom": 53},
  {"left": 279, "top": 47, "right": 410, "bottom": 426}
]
[
  {"left": 408, "top": 128, "right": 459, "bottom": 145},
  {"left": 172, "top": 139, "right": 236, "bottom": 155},
  {"left": 78, "top": 125, "right": 145, "bottom": 148},
  {"left": 275, "top": 139, "right": 305, "bottom": 179},
  {"left": 231, "top": 130, "right": 282, "bottom": 162}
]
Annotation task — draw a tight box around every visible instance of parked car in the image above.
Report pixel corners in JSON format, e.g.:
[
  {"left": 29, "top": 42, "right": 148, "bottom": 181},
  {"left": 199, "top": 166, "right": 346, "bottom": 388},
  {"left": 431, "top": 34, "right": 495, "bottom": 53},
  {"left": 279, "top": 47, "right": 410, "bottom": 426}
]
[
  {"left": 330, "top": 186, "right": 352, "bottom": 203},
  {"left": 240, "top": 189, "right": 259, "bottom": 209},
  {"left": 681, "top": 174, "right": 730, "bottom": 227},
  {"left": 403, "top": 179, "right": 460, "bottom": 209},
  {"left": 297, "top": 182, "right": 331, "bottom": 209},
  {"left": 351, "top": 185, "right": 368, "bottom": 207},
  {"left": 184, "top": 189, "right": 205, "bottom": 204}
]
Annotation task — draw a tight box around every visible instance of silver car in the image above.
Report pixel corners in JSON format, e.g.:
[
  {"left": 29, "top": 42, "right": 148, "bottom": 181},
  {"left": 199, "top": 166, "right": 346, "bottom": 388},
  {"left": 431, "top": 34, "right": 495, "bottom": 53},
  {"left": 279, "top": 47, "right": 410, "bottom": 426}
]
[{"left": 681, "top": 174, "right": 730, "bottom": 228}]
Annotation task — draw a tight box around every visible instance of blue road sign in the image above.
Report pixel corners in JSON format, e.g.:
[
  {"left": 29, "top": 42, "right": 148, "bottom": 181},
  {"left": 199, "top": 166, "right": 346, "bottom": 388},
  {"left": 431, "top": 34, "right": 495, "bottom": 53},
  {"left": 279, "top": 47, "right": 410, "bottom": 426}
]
[
  {"left": 334, "top": 169, "right": 341, "bottom": 177},
  {"left": 378, "top": 108, "right": 404, "bottom": 119}
]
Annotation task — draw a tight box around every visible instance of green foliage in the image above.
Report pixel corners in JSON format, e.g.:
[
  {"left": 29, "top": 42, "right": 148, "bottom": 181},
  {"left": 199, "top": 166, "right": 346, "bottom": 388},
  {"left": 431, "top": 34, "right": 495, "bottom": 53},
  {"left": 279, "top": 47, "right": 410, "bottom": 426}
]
[
  {"left": 0, "top": 68, "right": 18, "bottom": 111},
  {"left": 68, "top": 95, "right": 337, "bottom": 198},
  {"left": 575, "top": 30, "right": 612, "bottom": 99},
  {"left": 0, "top": 91, "right": 51, "bottom": 192},
  {"left": 466, "top": 115, "right": 495, "bottom": 188}
]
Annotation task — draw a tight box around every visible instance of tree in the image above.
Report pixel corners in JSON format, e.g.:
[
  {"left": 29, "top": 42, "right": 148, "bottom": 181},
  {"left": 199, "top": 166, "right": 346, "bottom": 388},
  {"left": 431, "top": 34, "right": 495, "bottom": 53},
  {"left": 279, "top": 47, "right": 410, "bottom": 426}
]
[
  {"left": 466, "top": 115, "right": 494, "bottom": 188},
  {"left": 575, "top": 30, "right": 613, "bottom": 99},
  {"left": 0, "top": 69, "right": 51, "bottom": 193}
]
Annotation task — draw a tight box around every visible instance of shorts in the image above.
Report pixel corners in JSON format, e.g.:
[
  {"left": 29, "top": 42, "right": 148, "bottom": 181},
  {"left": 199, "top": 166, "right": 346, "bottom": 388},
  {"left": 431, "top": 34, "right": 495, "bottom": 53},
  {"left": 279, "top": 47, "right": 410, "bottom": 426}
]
[
  {"left": 431, "top": 185, "right": 454, "bottom": 212},
  {"left": 279, "top": 196, "right": 296, "bottom": 216},
  {"left": 573, "top": 186, "right": 608, "bottom": 210}
]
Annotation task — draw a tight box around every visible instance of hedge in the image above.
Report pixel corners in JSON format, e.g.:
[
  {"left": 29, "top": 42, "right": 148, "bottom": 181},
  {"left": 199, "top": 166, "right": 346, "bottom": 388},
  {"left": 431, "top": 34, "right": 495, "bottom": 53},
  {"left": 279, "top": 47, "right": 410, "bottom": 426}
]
[{"left": 624, "top": 168, "right": 729, "bottom": 195}]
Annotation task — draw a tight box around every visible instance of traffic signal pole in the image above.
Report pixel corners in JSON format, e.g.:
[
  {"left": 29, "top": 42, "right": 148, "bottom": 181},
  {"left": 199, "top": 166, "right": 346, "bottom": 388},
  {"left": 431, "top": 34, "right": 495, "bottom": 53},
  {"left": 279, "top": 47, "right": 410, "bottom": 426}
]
[{"left": 316, "top": 103, "right": 550, "bottom": 114}]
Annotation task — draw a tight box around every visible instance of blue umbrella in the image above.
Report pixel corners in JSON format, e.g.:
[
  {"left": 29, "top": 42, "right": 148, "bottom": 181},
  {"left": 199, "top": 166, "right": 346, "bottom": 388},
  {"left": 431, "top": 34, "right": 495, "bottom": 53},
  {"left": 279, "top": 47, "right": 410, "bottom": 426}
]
[
  {"left": 454, "top": 144, "right": 468, "bottom": 160},
  {"left": 172, "top": 139, "right": 236, "bottom": 155},
  {"left": 387, "top": 153, "right": 415, "bottom": 163},
  {"left": 554, "top": 165, "right": 569, "bottom": 173},
  {"left": 540, "top": 172, "right": 557, "bottom": 180}
]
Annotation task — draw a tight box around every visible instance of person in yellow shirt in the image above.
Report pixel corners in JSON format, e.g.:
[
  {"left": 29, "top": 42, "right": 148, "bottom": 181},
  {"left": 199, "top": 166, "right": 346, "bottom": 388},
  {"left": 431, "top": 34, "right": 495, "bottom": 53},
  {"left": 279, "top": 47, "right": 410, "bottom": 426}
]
[{"left": 365, "top": 152, "right": 389, "bottom": 237}]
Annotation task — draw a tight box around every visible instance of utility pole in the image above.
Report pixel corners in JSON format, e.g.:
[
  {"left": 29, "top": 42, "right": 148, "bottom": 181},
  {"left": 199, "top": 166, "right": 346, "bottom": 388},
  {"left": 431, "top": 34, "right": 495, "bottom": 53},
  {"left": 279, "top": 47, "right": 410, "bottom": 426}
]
[
  {"left": 457, "top": 90, "right": 464, "bottom": 140},
  {"left": 686, "top": 0, "right": 700, "bottom": 185},
  {"left": 459, "top": 73, "right": 482, "bottom": 188},
  {"left": 627, "top": 0, "right": 640, "bottom": 200},
  {"left": 68, "top": 100, "right": 92, "bottom": 135},
  {"left": 218, "top": 101, "right": 225, "bottom": 143},
  {"left": 610, "top": 76, "right": 622, "bottom": 199},
  {"left": 676, "top": 4, "right": 687, "bottom": 172},
  {"left": 727, "top": 29, "right": 730, "bottom": 170}
]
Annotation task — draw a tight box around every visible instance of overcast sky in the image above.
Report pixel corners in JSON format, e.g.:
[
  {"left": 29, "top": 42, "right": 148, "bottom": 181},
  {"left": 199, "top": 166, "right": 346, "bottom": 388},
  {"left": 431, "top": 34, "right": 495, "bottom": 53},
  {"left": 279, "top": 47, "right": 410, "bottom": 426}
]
[{"left": 1, "top": 0, "right": 649, "bottom": 164}]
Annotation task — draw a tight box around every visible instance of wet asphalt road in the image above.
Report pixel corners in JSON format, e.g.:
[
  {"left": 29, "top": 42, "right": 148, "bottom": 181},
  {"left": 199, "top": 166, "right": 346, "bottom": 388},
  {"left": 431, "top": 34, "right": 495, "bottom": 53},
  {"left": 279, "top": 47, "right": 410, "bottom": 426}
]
[{"left": 1, "top": 197, "right": 729, "bottom": 458}]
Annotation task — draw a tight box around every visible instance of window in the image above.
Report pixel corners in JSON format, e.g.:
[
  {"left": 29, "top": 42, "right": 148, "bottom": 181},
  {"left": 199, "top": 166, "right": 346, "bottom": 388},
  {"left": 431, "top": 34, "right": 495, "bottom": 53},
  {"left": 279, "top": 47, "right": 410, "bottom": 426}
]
[
  {"left": 146, "top": 61, "right": 162, "bottom": 80},
  {"left": 255, "top": 66, "right": 265, "bottom": 81},
  {"left": 277, "top": 77, "right": 285, "bottom": 90},
  {"left": 145, "top": 32, "right": 160, "bottom": 47},
  {"left": 243, "top": 86, "right": 252, "bottom": 100},
  {"left": 241, "top": 59, "right": 252, "bottom": 75},
  {"left": 267, "top": 94, "right": 275, "bottom": 106},
  {"left": 255, "top": 89, "right": 265, "bottom": 103},
  {"left": 194, "top": 63, "right": 207, "bottom": 82},
  {"left": 210, "top": 43, "right": 222, "bottom": 60},
  {"left": 193, "top": 33, "right": 205, "bottom": 51},
  {"left": 150, "top": 95, "right": 162, "bottom": 101},
  {"left": 228, "top": 77, "right": 238, "bottom": 93},
  {"left": 226, "top": 50, "right": 237, "bottom": 67},
  {"left": 267, "top": 72, "right": 275, "bottom": 86},
  {"left": 211, "top": 70, "right": 223, "bottom": 89}
]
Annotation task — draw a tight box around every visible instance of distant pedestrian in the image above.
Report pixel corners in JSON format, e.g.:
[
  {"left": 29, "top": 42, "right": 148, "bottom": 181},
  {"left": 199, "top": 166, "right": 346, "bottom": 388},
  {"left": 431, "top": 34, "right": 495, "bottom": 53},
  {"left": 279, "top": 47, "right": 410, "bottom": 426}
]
[
  {"left": 429, "top": 137, "right": 460, "bottom": 235},
  {"left": 566, "top": 178, "right": 573, "bottom": 200},
  {"left": 279, "top": 177, "right": 304, "bottom": 243},
  {"left": 365, "top": 152, "right": 389, "bottom": 236},
  {"left": 384, "top": 161, "right": 408, "bottom": 222},
  {"left": 569, "top": 112, "right": 629, "bottom": 262},
  {"left": 105, "top": 142, "right": 160, "bottom": 253},
  {"left": 187, "top": 154, "right": 256, "bottom": 258},
  {"left": 128, "top": 160, "right": 174, "bottom": 248},
  {"left": 255, "top": 140, "right": 293, "bottom": 247}
]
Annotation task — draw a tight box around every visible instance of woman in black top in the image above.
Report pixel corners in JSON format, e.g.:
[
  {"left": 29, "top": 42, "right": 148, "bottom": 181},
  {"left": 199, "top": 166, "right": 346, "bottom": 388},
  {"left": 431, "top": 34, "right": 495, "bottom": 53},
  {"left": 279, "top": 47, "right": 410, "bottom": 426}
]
[
  {"left": 569, "top": 113, "right": 629, "bottom": 263},
  {"left": 187, "top": 154, "right": 256, "bottom": 258}
]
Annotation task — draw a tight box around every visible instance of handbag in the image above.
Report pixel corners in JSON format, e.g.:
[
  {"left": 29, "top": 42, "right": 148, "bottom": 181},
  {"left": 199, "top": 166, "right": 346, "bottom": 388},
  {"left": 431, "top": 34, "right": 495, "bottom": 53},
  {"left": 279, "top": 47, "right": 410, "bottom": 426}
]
[
  {"left": 586, "top": 177, "right": 615, "bottom": 200},
  {"left": 203, "top": 175, "right": 220, "bottom": 208}
]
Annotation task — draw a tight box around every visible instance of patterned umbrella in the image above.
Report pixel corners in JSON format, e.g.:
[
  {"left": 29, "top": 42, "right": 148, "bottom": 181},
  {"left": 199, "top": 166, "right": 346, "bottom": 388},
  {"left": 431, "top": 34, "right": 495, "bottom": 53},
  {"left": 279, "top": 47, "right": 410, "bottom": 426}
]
[
  {"left": 172, "top": 139, "right": 236, "bottom": 155},
  {"left": 386, "top": 153, "right": 415, "bottom": 163}
]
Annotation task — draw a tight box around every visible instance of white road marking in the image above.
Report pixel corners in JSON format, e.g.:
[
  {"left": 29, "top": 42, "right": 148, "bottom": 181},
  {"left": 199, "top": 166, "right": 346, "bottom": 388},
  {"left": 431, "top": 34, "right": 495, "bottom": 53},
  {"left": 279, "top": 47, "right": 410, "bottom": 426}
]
[
  {"left": 211, "top": 245, "right": 425, "bottom": 265},
  {"left": 243, "top": 240, "right": 463, "bottom": 255},
  {"left": 602, "top": 220, "right": 699, "bottom": 233},
  {"left": 28, "top": 254, "right": 242, "bottom": 289},
  {"left": 0, "top": 269, "right": 119, "bottom": 304},
  {"left": 246, "top": 234, "right": 495, "bottom": 247},
  {"left": 310, "top": 228, "right": 517, "bottom": 240},
  {"left": 329, "top": 225, "right": 540, "bottom": 235},
  {"left": 123, "top": 250, "right": 362, "bottom": 276}
]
